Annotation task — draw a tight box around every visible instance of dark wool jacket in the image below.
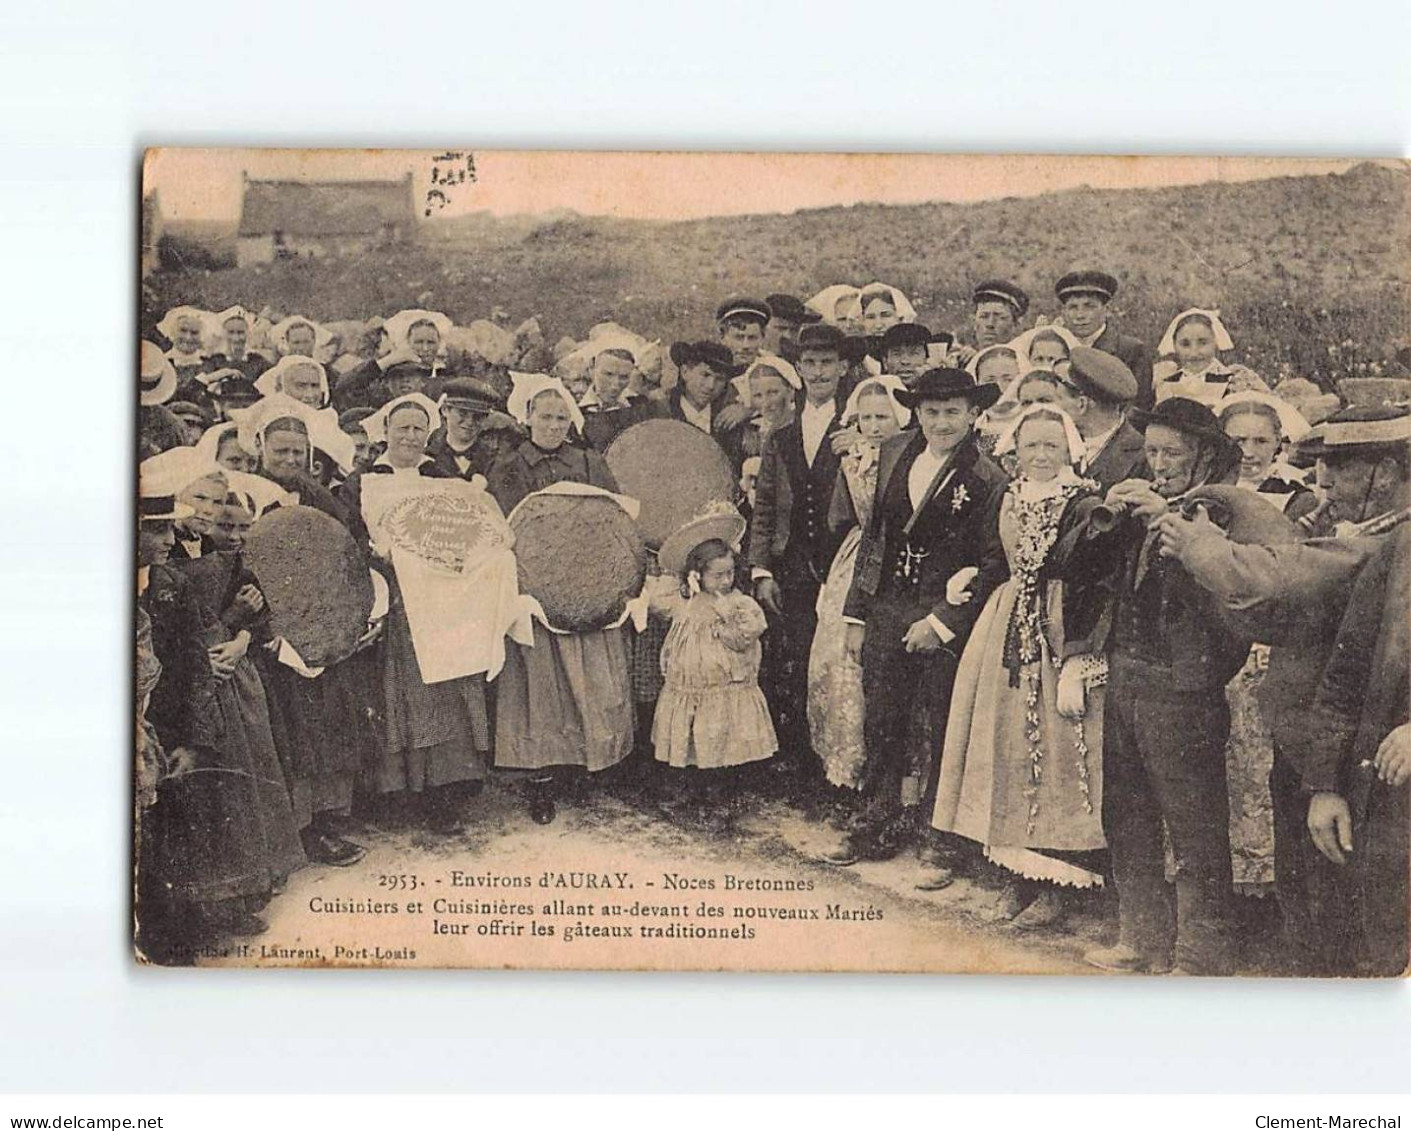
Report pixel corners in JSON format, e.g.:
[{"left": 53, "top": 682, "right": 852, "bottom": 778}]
[
  {"left": 141, "top": 565, "right": 223, "bottom": 754},
  {"left": 485, "top": 440, "right": 619, "bottom": 518},
  {"left": 746, "top": 397, "right": 849, "bottom": 584},
  {"left": 842, "top": 431, "right": 1009, "bottom": 640},
  {"left": 1055, "top": 496, "right": 1252, "bottom": 694}
]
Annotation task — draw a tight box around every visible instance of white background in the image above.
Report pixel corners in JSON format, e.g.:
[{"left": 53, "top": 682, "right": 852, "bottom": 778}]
[{"left": 0, "top": 0, "right": 1408, "bottom": 1095}]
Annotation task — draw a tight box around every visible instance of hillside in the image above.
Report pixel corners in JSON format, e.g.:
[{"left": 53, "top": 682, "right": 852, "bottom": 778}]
[{"left": 143, "top": 161, "right": 1410, "bottom": 383}]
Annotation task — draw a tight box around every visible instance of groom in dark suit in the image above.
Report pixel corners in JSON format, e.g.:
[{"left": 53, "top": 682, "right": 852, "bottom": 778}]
[
  {"left": 831, "top": 367, "right": 1009, "bottom": 866},
  {"left": 748, "top": 323, "right": 851, "bottom": 781}
]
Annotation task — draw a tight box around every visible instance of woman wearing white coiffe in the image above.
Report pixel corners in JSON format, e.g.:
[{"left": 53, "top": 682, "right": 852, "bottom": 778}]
[
  {"left": 1212, "top": 390, "right": 1314, "bottom": 894},
  {"left": 487, "top": 373, "right": 637, "bottom": 823},
  {"left": 234, "top": 393, "right": 357, "bottom": 510},
  {"left": 381, "top": 308, "right": 456, "bottom": 376},
  {"left": 1153, "top": 308, "right": 1269, "bottom": 406},
  {"left": 806, "top": 285, "right": 863, "bottom": 334},
  {"left": 340, "top": 392, "right": 518, "bottom": 834},
  {"left": 269, "top": 315, "right": 335, "bottom": 362},
  {"left": 246, "top": 360, "right": 355, "bottom": 484},
  {"left": 203, "top": 305, "right": 271, "bottom": 380},
  {"left": 157, "top": 306, "right": 212, "bottom": 370},
  {"left": 1218, "top": 391, "right": 1315, "bottom": 515},
  {"left": 973, "top": 327, "right": 1084, "bottom": 455},
  {"left": 931, "top": 404, "right": 1108, "bottom": 929},
  {"left": 808, "top": 283, "right": 919, "bottom": 375},
  {"left": 857, "top": 282, "right": 917, "bottom": 336},
  {"left": 254, "top": 354, "right": 334, "bottom": 408},
  {"left": 728, "top": 354, "right": 801, "bottom": 466},
  {"left": 807, "top": 376, "right": 909, "bottom": 790}
]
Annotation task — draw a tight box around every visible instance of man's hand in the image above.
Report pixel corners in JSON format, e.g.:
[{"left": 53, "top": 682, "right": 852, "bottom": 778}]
[
  {"left": 714, "top": 402, "right": 752, "bottom": 432},
  {"left": 829, "top": 425, "right": 862, "bottom": 457},
  {"left": 1307, "top": 792, "right": 1354, "bottom": 865},
  {"left": 945, "top": 344, "right": 977, "bottom": 368},
  {"left": 1153, "top": 504, "right": 1224, "bottom": 560},
  {"left": 1107, "top": 479, "right": 1167, "bottom": 525},
  {"left": 903, "top": 618, "right": 942, "bottom": 653},
  {"left": 232, "top": 584, "right": 265, "bottom": 616},
  {"left": 1373, "top": 723, "right": 1411, "bottom": 788},
  {"left": 844, "top": 623, "right": 865, "bottom": 665},
  {"left": 755, "top": 577, "right": 783, "bottom": 616}
]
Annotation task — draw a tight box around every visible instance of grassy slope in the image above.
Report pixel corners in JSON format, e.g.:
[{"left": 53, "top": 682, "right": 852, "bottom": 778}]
[{"left": 145, "top": 162, "right": 1409, "bottom": 382}]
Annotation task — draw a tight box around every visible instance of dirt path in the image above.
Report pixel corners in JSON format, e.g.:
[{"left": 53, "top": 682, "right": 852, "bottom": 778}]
[{"left": 187, "top": 779, "right": 1112, "bottom": 974}]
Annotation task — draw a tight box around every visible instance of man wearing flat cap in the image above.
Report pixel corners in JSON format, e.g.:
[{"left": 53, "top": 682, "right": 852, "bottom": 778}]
[
  {"left": 971, "top": 280, "right": 1029, "bottom": 350},
  {"left": 1055, "top": 271, "right": 1154, "bottom": 410},
  {"left": 716, "top": 295, "right": 772, "bottom": 369},
  {"left": 428, "top": 377, "right": 519, "bottom": 480},
  {"left": 1154, "top": 405, "right": 1411, "bottom": 974},
  {"left": 765, "top": 293, "right": 822, "bottom": 363},
  {"left": 1056, "top": 396, "right": 1250, "bottom": 974},
  {"left": 1035, "top": 346, "right": 1148, "bottom": 491},
  {"left": 830, "top": 368, "right": 1008, "bottom": 870}
]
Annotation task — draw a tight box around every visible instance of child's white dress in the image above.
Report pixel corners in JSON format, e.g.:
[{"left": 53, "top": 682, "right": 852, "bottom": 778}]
[{"left": 651, "top": 590, "right": 778, "bottom": 769}]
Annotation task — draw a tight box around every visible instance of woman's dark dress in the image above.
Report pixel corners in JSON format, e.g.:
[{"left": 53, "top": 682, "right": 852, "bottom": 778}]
[{"left": 140, "top": 565, "right": 299, "bottom": 905}]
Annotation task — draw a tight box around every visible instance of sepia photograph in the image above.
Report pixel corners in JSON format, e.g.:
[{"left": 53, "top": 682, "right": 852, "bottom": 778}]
[{"left": 134, "top": 148, "right": 1411, "bottom": 977}]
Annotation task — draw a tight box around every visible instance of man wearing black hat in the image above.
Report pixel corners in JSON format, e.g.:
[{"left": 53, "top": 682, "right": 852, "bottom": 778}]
[
  {"left": 716, "top": 296, "right": 772, "bottom": 369},
  {"left": 871, "top": 323, "right": 954, "bottom": 389},
  {"left": 829, "top": 368, "right": 1007, "bottom": 866},
  {"left": 428, "top": 377, "right": 519, "bottom": 480},
  {"left": 664, "top": 341, "right": 749, "bottom": 454},
  {"left": 1153, "top": 405, "right": 1411, "bottom": 974},
  {"left": 1054, "top": 271, "right": 1154, "bottom": 410},
  {"left": 765, "top": 293, "right": 821, "bottom": 363},
  {"left": 971, "top": 280, "right": 1029, "bottom": 350},
  {"left": 206, "top": 371, "right": 262, "bottom": 423},
  {"left": 748, "top": 322, "right": 852, "bottom": 779},
  {"left": 1058, "top": 396, "right": 1250, "bottom": 974}
]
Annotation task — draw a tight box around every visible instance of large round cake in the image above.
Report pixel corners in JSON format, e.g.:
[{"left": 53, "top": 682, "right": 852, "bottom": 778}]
[
  {"left": 509, "top": 492, "right": 646, "bottom": 632},
  {"left": 605, "top": 418, "right": 737, "bottom": 548},
  {"left": 244, "top": 505, "right": 375, "bottom": 668}
]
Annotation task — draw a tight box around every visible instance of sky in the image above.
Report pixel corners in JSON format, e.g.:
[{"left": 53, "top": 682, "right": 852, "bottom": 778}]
[{"left": 143, "top": 149, "right": 1373, "bottom": 225}]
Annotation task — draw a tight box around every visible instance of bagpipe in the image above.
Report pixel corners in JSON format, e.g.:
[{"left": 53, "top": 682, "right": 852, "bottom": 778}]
[{"left": 1089, "top": 484, "right": 1304, "bottom": 545}]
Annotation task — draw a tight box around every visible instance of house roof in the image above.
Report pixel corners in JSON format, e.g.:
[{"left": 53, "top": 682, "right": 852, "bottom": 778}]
[{"left": 237, "top": 176, "right": 413, "bottom": 238}]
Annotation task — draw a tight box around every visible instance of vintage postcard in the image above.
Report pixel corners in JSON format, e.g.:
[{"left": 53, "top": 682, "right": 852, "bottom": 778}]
[{"left": 135, "top": 149, "right": 1410, "bottom": 974}]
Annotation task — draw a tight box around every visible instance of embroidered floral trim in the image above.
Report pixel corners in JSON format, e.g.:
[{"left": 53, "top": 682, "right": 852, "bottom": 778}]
[{"left": 1001, "top": 476, "right": 1098, "bottom": 835}]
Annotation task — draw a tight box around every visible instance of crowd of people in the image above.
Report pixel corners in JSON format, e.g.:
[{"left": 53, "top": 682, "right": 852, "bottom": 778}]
[{"left": 136, "top": 272, "right": 1410, "bottom": 976}]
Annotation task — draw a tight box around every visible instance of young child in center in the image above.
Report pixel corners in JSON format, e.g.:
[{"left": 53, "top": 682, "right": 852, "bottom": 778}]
[{"left": 649, "top": 508, "right": 778, "bottom": 815}]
